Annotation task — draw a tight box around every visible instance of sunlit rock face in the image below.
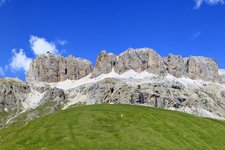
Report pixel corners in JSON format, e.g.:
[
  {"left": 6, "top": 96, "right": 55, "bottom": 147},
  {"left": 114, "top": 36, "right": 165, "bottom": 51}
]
[
  {"left": 92, "top": 48, "right": 167, "bottom": 78},
  {"left": 219, "top": 69, "right": 225, "bottom": 84},
  {"left": 26, "top": 53, "right": 93, "bottom": 83},
  {"left": 115, "top": 48, "right": 167, "bottom": 76},
  {"left": 186, "top": 56, "right": 219, "bottom": 82},
  {"left": 92, "top": 48, "right": 220, "bottom": 82},
  {"left": 163, "top": 55, "right": 220, "bottom": 82},
  {"left": 91, "top": 50, "right": 118, "bottom": 78},
  {"left": 1, "top": 48, "right": 225, "bottom": 128},
  {"left": 163, "top": 55, "right": 186, "bottom": 78}
]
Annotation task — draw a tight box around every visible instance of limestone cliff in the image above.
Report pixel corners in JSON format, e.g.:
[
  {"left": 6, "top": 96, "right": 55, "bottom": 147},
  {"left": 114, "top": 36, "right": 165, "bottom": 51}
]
[
  {"left": 1, "top": 48, "right": 225, "bottom": 128},
  {"left": 26, "top": 53, "right": 93, "bottom": 83},
  {"left": 0, "top": 78, "right": 30, "bottom": 113},
  {"left": 93, "top": 48, "right": 220, "bottom": 82}
]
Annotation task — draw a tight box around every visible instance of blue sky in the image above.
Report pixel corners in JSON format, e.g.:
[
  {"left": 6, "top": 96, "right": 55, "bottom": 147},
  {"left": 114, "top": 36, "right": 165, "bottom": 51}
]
[{"left": 0, "top": 0, "right": 225, "bottom": 80}]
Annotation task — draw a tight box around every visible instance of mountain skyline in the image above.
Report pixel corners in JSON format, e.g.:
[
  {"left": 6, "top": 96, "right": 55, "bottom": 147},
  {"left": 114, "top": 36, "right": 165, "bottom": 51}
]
[{"left": 0, "top": 0, "right": 225, "bottom": 80}]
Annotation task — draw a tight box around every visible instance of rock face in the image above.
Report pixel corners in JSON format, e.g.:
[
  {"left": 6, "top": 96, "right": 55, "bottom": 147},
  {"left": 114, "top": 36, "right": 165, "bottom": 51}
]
[
  {"left": 92, "top": 48, "right": 220, "bottom": 82},
  {"left": 163, "top": 55, "right": 220, "bottom": 82},
  {"left": 219, "top": 69, "right": 225, "bottom": 84},
  {"left": 164, "top": 55, "right": 186, "bottom": 78},
  {"left": 1, "top": 48, "right": 225, "bottom": 128},
  {"left": 26, "top": 48, "right": 221, "bottom": 83},
  {"left": 26, "top": 54, "right": 63, "bottom": 83},
  {"left": 0, "top": 78, "right": 30, "bottom": 112},
  {"left": 59, "top": 55, "right": 93, "bottom": 81},
  {"left": 39, "top": 88, "right": 67, "bottom": 106},
  {"left": 26, "top": 53, "right": 93, "bottom": 83},
  {"left": 115, "top": 48, "right": 167, "bottom": 75},
  {"left": 186, "top": 56, "right": 219, "bottom": 82},
  {"left": 92, "top": 51, "right": 117, "bottom": 78},
  {"left": 66, "top": 77, "right": 225, "bottom": 119},
  {"left": 92, "top": 48, "right": 167, "bottom": 78}
]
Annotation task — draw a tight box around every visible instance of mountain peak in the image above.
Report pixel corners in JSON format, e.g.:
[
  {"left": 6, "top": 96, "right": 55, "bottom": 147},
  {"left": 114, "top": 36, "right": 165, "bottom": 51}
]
[{"left": 26, "top": 48, "right": 222, "bottom": 83}]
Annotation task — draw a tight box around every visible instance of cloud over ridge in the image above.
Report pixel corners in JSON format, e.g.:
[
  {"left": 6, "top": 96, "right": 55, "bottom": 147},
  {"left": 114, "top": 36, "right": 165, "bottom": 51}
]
[{"left": 30, "top": 35, "right": 58, "bottom": 56}]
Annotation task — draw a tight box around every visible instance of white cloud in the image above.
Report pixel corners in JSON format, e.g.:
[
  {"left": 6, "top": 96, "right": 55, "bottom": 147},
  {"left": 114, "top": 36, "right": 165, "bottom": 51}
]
[
  {"left": 8, "top": 36, "right": 67, "bottom": 75},
  {"left": 9, "top": 49, "right": 32, "bottom": 73},
  {"left": 30, "top": 35, "right": 58, "bottom": 55},
  {"left": 0, "top": 67, "right": 5, "bottom": 76},
  {"left": 194, "top": 0, "right": 224, "bottom": 9}
]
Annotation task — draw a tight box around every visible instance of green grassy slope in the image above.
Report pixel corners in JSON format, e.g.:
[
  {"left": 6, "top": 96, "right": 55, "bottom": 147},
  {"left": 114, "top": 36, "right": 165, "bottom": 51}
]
[{"left": 1, "top": 104, "right": 225, "bottom": 150}]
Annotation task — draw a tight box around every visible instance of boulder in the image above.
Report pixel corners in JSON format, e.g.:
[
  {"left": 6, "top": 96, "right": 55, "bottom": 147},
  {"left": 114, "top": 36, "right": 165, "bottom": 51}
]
[{"left": 39, "top": 88, "right": 67, "bottom": 106}]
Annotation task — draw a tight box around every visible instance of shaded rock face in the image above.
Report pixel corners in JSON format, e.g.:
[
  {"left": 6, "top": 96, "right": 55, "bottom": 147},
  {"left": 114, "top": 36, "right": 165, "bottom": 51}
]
[
  {"left": 0, "top": 79, "right": 30, "bottom": 112},
  {"left": 0, "top": 87, "right": 68, "bottom": 128},
  {"left": 67, "top": 78, "right": 225, "bottom": 118},
  {"left": 40, "top": 88, "right": 67, "bottom": 105},
  {"left": 59, "top": 55, "right": 93, "bottom": 81},
  {"left": 26, "top": 53, "right": 93, "bottom": 83}
]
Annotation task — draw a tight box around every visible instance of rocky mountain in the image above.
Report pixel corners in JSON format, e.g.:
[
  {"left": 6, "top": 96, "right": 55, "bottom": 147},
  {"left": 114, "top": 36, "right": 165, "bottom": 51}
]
[
  {"left": 26, "top": 53, "right": 93, "bottom": 83},
  {"left": 1, "top": 48, "right": 225, "bottom": 128},
  {"left": 92, "top": 48, "right": 220, "bottom": 82}
]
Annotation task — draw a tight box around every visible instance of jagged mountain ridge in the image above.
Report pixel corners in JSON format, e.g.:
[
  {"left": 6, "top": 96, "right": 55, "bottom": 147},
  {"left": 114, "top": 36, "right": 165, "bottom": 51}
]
[
  {"left": 1, "top": 48, "right": 225, "bottom": 128},
  {"left": 27, "top": 48, "right": 221, "bottom": 83}
]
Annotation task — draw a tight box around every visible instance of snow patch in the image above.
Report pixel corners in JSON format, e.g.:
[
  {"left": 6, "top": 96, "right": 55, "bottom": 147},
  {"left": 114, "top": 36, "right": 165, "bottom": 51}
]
[
  {"left": 22, "top": 89, "right": 45, "bottom": 110},
  {"left": 48, "top": 69, "right": 217, "bottom": 91},
  {"left": 50, "top": 74, "right": 93, "bottom": 91},
  {"left": 165, "top": 74, "right": 206, "bottom": 87},
  {"left": 219, "top": 69, "right": 225, "bottom": 76},
  {"left": 49, "top": 69, "right": 156, "bottom": 91}
]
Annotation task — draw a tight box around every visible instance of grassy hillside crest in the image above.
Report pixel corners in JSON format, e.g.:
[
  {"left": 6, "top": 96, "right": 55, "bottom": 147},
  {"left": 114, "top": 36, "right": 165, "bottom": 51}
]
[{"left": 1, "top": 104, "right": 225, "bottom": 150}]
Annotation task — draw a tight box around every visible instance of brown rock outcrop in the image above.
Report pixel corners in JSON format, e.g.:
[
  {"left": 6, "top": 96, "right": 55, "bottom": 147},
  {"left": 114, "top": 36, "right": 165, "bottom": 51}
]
[
  {"left": 27, "top": 48, "right": 221, "bottom": 83},
  {"left": 115, "top": 48, "right": 167, "bottom": 76},
  {"left": 91, "top": 50, "right": 117, "bottom": 78},
  {"left": 186, "top": 56, "right": 219, "bottom": 82},
  {"left": 26, "top": 53, "right": 93, "bottom": 83}
]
